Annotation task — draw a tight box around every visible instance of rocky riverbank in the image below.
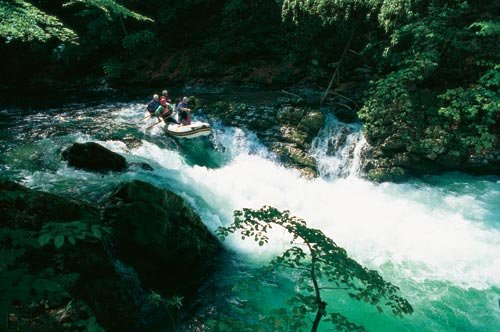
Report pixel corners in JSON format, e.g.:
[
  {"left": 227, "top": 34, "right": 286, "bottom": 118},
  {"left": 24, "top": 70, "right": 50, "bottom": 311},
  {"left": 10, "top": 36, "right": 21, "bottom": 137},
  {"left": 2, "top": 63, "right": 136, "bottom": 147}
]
[
  {"left": 188, "top": 88, "right": 500, "bottom": 182},
  {"left": 0, "top": 177, "right": 220, "bottom": 331}
]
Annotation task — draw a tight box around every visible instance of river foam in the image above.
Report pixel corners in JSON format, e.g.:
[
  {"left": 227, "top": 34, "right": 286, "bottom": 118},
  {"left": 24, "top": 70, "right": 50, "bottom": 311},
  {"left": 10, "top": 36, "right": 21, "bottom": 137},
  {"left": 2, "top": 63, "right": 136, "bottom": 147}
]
[{"left": 124, "top": 136, "right": 500, "bottom": 291}]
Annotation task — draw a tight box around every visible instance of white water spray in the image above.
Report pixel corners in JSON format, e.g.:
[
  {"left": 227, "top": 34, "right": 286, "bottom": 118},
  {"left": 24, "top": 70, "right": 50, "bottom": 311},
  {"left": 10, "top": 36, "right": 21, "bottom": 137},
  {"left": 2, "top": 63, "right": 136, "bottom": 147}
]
[
  {"left": 311, "top": 114, "right": 367, "bottom": 178},
  {"left": 115, "top": 119, "right": 500, "bottom": 291}
]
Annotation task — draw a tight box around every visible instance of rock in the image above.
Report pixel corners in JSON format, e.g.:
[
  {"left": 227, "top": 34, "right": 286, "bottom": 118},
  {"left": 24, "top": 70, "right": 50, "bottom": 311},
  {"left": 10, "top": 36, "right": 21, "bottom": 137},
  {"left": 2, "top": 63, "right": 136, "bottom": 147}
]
[
  {"left": 298, "top": 111, "right": 325, "bottom": 138},
  {"left": 327, "top": 127, "right": 351, "bottom": 155},
  {"left": 1, "top": 180, "right": 222, "bottom": 331},
  {"left": 277, "top": 106, "right": 305, "bottom": 126},
  {"left": 380, "top": 134, "right": 407, "bottom": 154},
  {"left": 103, "top": 180, "right": 221, "bottom": 298},
  {"left": 367, "top": 166, "right": 408, "bottom": 183},
  {"left": 279, "top": 126, "right": 308, "bottom": 147},
  {"left": 0, "top": 181, "right": 99, "bottom": 229},
  {"left": 0, "top": 181, "right": 136, "bottom": 331},
  {"left": 62, "top": 142, "right": 126, "bottom": 172},
  {"left": 392, "top": 152, "right": 443, "bottom": 174},
  {"left": 332, "top": 107, "right": 358, "bottom": 123}
]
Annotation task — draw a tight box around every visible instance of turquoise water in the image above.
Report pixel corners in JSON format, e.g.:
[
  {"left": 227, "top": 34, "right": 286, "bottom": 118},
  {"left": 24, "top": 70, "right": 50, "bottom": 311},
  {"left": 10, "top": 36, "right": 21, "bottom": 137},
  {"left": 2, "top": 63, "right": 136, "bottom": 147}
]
[{"left": 1, "top": 99, "right": 499, "bottom": 331}]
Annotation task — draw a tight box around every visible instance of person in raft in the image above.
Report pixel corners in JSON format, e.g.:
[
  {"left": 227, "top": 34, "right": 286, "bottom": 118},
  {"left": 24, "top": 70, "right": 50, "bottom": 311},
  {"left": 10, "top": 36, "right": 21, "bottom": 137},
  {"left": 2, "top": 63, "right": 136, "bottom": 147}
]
[
  {"left": 146, "top": 94, "right": 160, "bottom": 116},
  {"left": 159, "top": 96, "right": 178, "bottom": 124},
  {"left": 176, "top": 97, "right": 191, "bottom": 125}
]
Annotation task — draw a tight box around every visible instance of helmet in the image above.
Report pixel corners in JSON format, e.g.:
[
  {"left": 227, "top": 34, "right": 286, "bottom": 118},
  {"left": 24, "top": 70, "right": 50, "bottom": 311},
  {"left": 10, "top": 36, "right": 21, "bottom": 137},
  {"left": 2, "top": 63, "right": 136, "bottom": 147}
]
[
  {"left": 162, "top": 90, "right": 168, "bottom": 95},
  {"left": 182, "top": 97, "right": 189, "bottom": 102},
  {"left": 153, "top": 94, "right": 159, "bottom": 99}
]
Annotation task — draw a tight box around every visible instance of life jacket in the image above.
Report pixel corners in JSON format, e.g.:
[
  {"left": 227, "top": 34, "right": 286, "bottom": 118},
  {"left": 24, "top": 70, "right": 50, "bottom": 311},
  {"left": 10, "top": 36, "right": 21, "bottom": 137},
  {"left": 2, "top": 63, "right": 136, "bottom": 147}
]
[{"left": 147, "top": 99, "right": 160, "bottom": 113}]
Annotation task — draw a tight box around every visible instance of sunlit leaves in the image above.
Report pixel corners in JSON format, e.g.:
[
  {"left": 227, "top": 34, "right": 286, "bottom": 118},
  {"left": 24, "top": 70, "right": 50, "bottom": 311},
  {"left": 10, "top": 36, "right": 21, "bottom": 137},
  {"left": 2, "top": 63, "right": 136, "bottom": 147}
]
[
  {"left": 217, "top": 206, "right": 413, "bottom": 331},
  {"left": 64, "top": 0, "right": 153, "bottom": 22},
  {"left": 470, "top": 19, "right": 500, "bottom": 37},
  {"left": 0, "top": 0, "right": 78, "bottom": 43}
]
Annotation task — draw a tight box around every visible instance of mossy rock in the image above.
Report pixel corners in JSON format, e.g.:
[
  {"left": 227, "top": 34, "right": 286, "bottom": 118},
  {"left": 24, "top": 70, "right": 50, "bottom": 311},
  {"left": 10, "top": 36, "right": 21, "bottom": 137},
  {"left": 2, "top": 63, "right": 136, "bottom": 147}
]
[
  {"left": 367, "top": 167, "right": 408, "bottom": 183},
  {"left": 297, "top": 111, "right": 324, "bottom": 138},
  {"left": 277, "top": 106, "right": 305, "bottom": 126}
]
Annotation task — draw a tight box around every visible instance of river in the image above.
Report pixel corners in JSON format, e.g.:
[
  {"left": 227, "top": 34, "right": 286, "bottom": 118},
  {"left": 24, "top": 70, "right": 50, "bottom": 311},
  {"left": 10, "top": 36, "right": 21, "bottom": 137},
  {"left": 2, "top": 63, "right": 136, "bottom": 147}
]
[{"left": 1, "top": 94, "right": 499, "bottom": 331}]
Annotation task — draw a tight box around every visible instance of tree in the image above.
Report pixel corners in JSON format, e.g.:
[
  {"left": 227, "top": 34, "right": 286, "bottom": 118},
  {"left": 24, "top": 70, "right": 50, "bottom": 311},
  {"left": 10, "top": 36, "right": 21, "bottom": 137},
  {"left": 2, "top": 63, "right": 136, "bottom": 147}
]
[
  {"left": 0, "top": 0, "right": 77, "bottom": 43},
  {"left": 0, "top": 0, "right": 152, "bottom": 44},
  {"left": 217, "top": 206, "right": 413, "bottom": 332}
]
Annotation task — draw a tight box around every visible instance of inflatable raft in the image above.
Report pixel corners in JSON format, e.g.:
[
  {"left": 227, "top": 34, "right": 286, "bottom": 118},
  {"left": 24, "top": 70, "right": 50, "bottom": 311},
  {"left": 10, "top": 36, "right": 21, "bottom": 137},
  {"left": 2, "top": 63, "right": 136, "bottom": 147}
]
[{"left": 164, "top": 121, "right": 211, "bottom": 138}]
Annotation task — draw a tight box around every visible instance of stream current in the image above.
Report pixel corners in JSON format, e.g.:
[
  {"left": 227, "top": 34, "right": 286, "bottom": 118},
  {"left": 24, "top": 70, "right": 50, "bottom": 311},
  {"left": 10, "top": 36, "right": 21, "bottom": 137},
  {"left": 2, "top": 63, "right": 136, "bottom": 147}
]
[{"left": 1, "top": 95, "right": 499, "bottom": 331}]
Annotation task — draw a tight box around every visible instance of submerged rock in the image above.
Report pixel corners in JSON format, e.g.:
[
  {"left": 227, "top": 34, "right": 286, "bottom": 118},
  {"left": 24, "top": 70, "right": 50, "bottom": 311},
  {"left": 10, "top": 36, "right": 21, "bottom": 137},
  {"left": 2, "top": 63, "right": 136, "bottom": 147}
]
[{"left": 62, "top": 142, "right": 126, "bottom": 172}]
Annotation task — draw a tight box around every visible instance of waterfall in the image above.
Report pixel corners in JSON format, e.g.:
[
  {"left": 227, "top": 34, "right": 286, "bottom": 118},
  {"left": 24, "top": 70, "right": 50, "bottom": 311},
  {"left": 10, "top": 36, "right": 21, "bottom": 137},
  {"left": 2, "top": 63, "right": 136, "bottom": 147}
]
[{"left": 310, "top": 113, "right": 367, "bottom": 179}]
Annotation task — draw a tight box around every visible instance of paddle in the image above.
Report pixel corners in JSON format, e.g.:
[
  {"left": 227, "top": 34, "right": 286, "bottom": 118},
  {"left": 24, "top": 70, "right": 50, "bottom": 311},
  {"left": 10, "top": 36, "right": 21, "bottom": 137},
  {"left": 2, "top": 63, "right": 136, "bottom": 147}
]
[
  {"left": 146, "top": 119, "right": 163, "bottom": 130},
  {"left": 135, "top": 113, "right": 151, "bottom": 123}
]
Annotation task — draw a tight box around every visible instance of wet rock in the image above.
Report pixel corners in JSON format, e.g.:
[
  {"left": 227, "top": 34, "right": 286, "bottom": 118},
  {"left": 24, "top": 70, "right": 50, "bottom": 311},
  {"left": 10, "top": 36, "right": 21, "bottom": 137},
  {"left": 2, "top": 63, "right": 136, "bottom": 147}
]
[
  {"left": 280, "top": 126, "right": 308, "bottom": 147},
  {"left": 380, "top": 134, "right": 407, "bottom": 154},
  {"left": 327, "top": 127, "right": 351, "bottom": 155},
  {"left": 277, "top": 106, "right": 305, "bottom": 126},
  {"left": 62, "top": 142, "right": 126, "bottom": 172},
  {"left": 298, "top": 111, "right": 324, "bottom": 138},
  {"left": 103, "top": 180, "right": 221, "bottom": 298},
  {"left": 207, "top": 100, "right": 324, "bottom": 177}
]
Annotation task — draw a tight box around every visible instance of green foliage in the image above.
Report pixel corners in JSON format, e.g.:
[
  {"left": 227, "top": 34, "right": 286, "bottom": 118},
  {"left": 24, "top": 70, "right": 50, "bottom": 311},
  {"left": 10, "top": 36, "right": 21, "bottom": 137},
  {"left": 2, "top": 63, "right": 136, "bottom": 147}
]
[
  {"left": 64, "top": 0, "right": 153, "bottom": 22},
  {"left": 102, "top": 58, "right": 127, "bottom": 79},
  {"left": 148, "top": 291, "right": 183, "bottom": 310},
  {"left": 0, "top": 0, "right": 77, "bottom": 43},
  {"left": 358, "top": 1, "right": 499, "bottom": 167},
  {"left": 68, "top": 316, "right": 105, "bottom": 332},
  {"left": 217, "top": 206, "right": 413, "bottom": 331},
  {"left": 38, "top": 220, "right": 112, "bottom": 248},
  {"left": 0, "top": 218, "right": 110, "bottom": 328},
  {"left": 437, "top": 66, "right": 500, "bottom": 154},
  {"left": 0, "top": 227, "right": 79, "bottom": 324},
  {"left": 281, "top": 0, "right": 416, "bottom": 28},
  {"left": 470, "top": 18, "right": 500, "bottom": 37},
  {"left": 121, "top": 29, "right": 155, "bottom": 50}
]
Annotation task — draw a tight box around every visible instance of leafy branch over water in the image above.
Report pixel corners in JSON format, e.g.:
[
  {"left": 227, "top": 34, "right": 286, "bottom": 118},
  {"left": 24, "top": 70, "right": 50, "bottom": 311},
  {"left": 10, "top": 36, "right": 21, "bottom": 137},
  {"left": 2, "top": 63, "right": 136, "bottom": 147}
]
[{"left": 217, "top": 206, "right": 413, "bottom": 332}]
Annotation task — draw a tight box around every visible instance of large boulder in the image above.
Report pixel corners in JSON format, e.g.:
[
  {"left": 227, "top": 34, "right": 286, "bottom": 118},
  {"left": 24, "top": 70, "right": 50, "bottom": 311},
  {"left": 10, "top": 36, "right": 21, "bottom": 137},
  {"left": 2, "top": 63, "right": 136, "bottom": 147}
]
[
  {"left": 103, "top": 180, "right": 221, "bottom": 298},
  {"left": 62, "top": 142, "right": 126, "bottom": 172}
]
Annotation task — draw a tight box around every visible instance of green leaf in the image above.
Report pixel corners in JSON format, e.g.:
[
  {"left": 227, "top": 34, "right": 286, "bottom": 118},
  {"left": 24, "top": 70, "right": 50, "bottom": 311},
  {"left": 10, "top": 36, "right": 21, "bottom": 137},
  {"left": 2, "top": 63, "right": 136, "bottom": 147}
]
[
  {"left": 91, "top": 227, "right": 102, "bottom": 239},
  {"left": 68, "top": 236, "right": 76, "bottom": 245},
  {"left": 54, "top": 235, "right": 65, "bottom": 248},
  {"left": 38, "top": 233, "right": 51, "bottom": 247}
]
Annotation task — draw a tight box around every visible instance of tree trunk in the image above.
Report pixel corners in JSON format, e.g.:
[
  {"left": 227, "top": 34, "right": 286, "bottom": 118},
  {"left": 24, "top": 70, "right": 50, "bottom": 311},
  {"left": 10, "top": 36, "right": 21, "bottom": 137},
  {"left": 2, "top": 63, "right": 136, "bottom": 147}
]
[
  {"left": 320, "top": 25, "right": 357, "bottom": 105},
  {"left": 307, "top": 244, "right": 326, "bottom": 332}
]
